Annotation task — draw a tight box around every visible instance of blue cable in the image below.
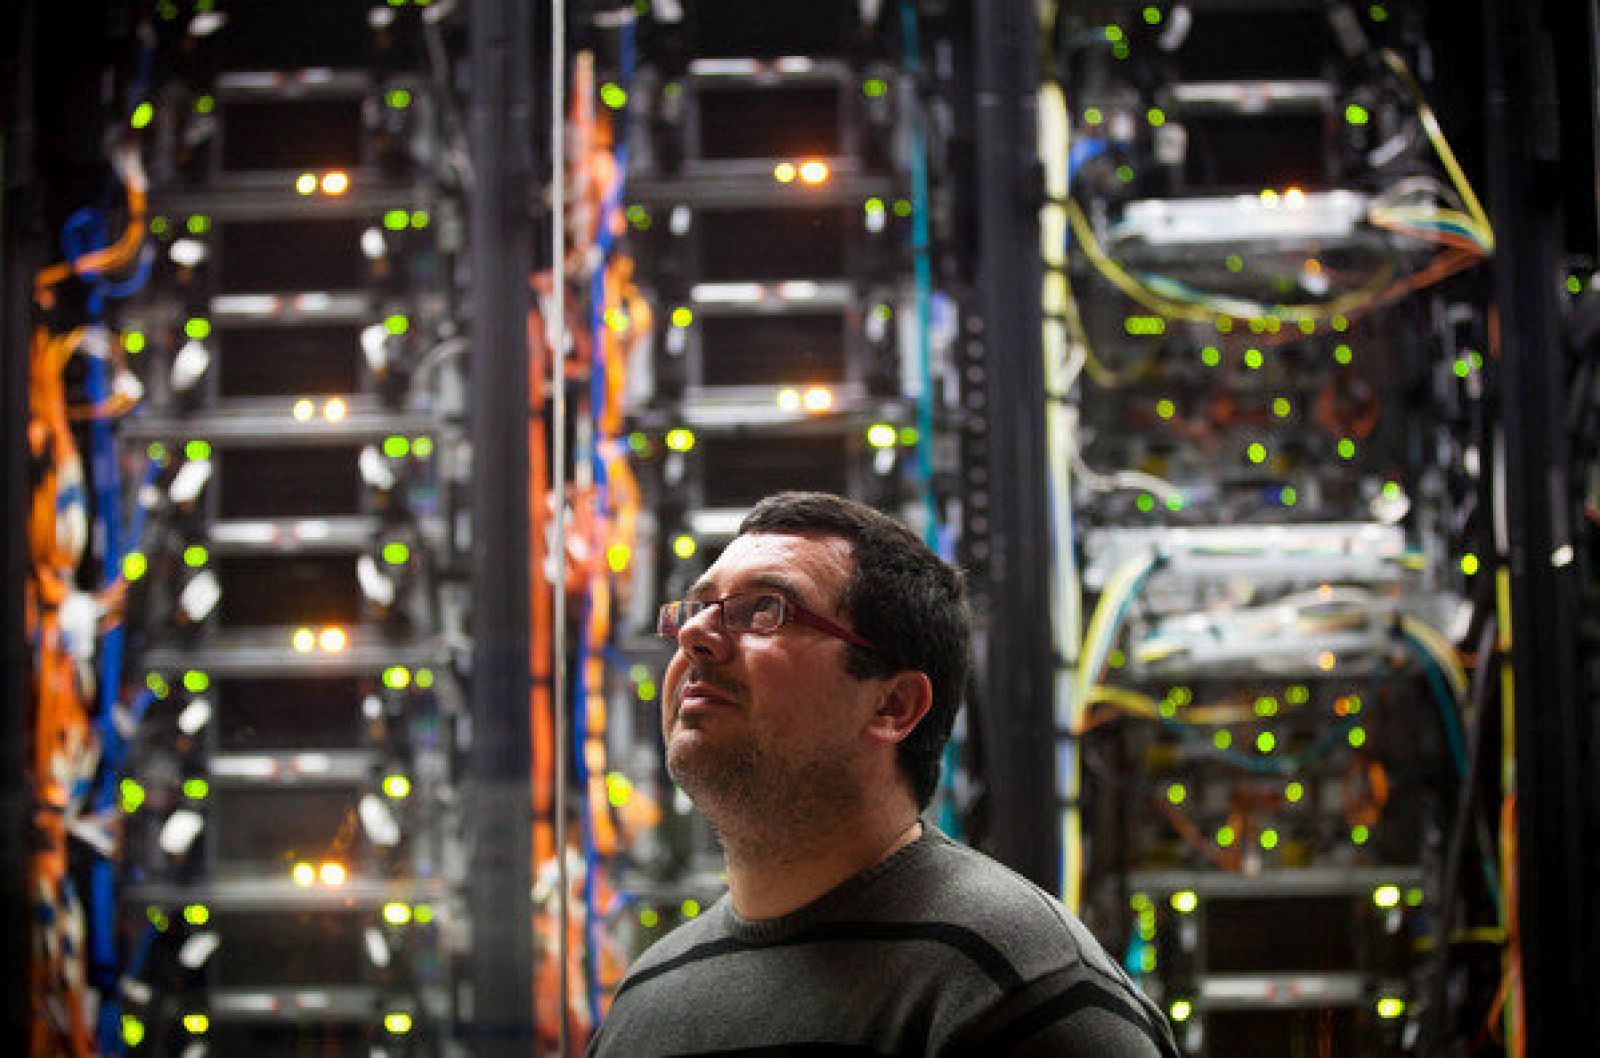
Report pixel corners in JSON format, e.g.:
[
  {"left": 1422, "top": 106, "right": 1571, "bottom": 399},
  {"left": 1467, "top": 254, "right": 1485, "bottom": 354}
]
[{"left": 899, "top": 0, "right": 941, "bottom": 550}]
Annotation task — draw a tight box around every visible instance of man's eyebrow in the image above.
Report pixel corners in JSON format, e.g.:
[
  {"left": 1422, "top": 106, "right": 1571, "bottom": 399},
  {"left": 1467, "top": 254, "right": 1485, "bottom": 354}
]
[{"left": 687, "top": 573, "right": 811, "bottom": 604}]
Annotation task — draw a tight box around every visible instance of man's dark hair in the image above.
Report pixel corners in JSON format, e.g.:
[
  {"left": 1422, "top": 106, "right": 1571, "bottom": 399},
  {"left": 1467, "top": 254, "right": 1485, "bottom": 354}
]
[{"left": 739, "top": 491, "right": 971, "bottom": 809}]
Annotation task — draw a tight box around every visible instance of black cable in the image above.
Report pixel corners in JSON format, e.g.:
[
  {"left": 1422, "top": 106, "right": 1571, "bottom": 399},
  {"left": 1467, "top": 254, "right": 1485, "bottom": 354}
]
[{"left": 1418, "top": 612, "right": 1498, "bottom": 1052}]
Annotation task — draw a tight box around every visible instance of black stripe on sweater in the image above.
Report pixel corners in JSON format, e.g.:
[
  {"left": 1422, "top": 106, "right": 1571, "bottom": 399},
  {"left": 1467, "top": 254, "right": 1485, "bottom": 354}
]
[
  {"left": 970, "top": 978, "right": 1173, "bottom": 1057},
  {"left": 615, "top": 921, "right": 1025, "bottom": 1000}
]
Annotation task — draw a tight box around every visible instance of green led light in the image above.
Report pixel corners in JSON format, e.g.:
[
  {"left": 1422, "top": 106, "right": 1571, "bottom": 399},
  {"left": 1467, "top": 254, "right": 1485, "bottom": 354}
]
[
  {"left": 384, "top": 314, "right": 410, "bottom": 335},
  {"left": 383, "top": 666, "right": 412, "bottom": 690},
  {"left": 1083, "top": 107, "right": 1104, "bottom": 126},
  {"left": 383, "top": 774, "right": 412, "bottom": 799},
  {"left": 1331, "top": 314, "right": 1350, "bottom": 332},
  {"left": 412, "top": 436, "right": 434, "bottom": 458},
  {"left": 1124, "top": 315, "right": 1166, "bottom": 336},
  {"left": 1146, "top": 107, "right": 1165, "bottom": 127},
  {"left": 1130, "top": 893, "right": 1153, "bottom": 913},
  {"left": 1134, "top": 493, "right": 1156, "bottom": 513},
  {"left": 673, "top": 535, "right": 697, "bottom": 559},
  {"left": 1272, "top": 396, "right": 1291, "bottom": 418},
  {"left": 1453, "top": 357, "right": 1472, "bottom": 378},
  {"left": 1155, "top": 398, "right": 1176, "bottom": 420},
  {"left": 1170, "top": 999, "right": 1193, "bottom": 1022},
  {"left": 1166, "top": 783, "right": 1187, "bottom": 805},
  {"left": 1142, "top": 6, "right": 1162, "bottom": 25},
  {"left": 1244, "top": 347, "right": 1264, "bottom": 370},
  {"left": 1376, "top": 996, "right": 1406, "bottom": 1019},
  {"left": 1138, "top": 947, "right": 1156, "bottom": 973},
  {"left": 182, "top": 777, "right": 208, "bottom": 800},
  {"left": 1158, "top": 699, "right": 1177, "bottom": 718},
  {"left": 384, "top": 901, "right": 412, "bottom": 925},
  {"left": 682, "top": 898, "right": 702, "bottom": 918},
  {"left": 606, "top": 772, "right": 633, "bottom": 808},
  {"left": 1255, "top": 696, "right": 1279, "bottom": 717},
  {"left": 1351, "top": 823, "right": 1371, "bottom": 845},
  {"left": 1406, "top": 887, "right": 1424, "bottom": 907},
  {"left": 1460, "top": 553, "right": 1480, "bottom": 576},
  {"left": 415, "top": 668, "right": 434, "bottom": 689},
  {"left": 1285, "top": 780, "right": 1305, "bottom": 803},
  {"left": 627, "top": 431, "right": 650, "bottom": 454},
  {"left": 149, "top": 216, "right": 169, "bottom": 236},
  {"left": 637, "top": 679, "right": 657, "bottom": 702},
  {"left": 1215, "top": 826, "right": 1235, "bottom": 848},
  {"left": 186, "top": 214, "right": 211, "bottom": 235},
  {"left": 1345, "top": 103, "right": 1370, "bottom": 126},
  {"left": 1104, "top": 25, "right": 1124, "bottom": 42},
  {"left": 124, "top": 330, "right": 147, "bottom": 354},
  {"left": 383, "top": 435, "right": 411, "bottom": 458},
  {"left": 1215, "top": 316, "right": 1234, "bottom": 334},
  {"left": 1260, "top": 828, "right": 1280, "bottom": 850},
  {"left": 1567, "top": 274, "right": 1584, "bottom": 295},
  {"left": 1337, "top": 438, "right": 1357, "bottom": 460},
  {"left": 147, "top": 905, "right": 169, "bottom": 931},
  {"left": 120, "top": 778, "right": 146, "bottom": 813},
  {"left": 873, "top": 303, "right": 894, "bottom": 322},
  {"left": 413, "top": 904, "right": 434, "bottom": 923},
  {"left": 1256, "top": 731, "right": 1277, "bottom": 753},
  {"left": 123, "top": 552, "right": 148, "bottom": 582},
  {"left": 664, "top": 428, "right": 695, "bottom": 452},
  {"left": 1348, "top": 725, "right": 1367, "bottom": 748},
  {"left": 182, "top": 545, "right": 208, "bottom": 568},
  {"left": 863, "top": 197, "right": 885, "bottom": 215},
  {"left": 183, "top": 670, "right": 209, "bottom": 693},
  {"left": 1170, "top": 889, "right": 1198, "bottom": 914},
  {"left": 384, "top": 209, "right": 410, "bottom": 231},
  {"left": 898, "top": 426, "right": 919, "bottom": 447},
  {"left": 671, "top": 306, "right": 693, "bottom": 328},
  {"left": 183, "top": 903, "right": 210, "bottom": 925},
  {"left": 382, "top": 542, "right": 411, "bottom": 565},
  {"left": 1115, "top": 164, "right": 1135, "bottom": 184},
  {"left": 893, "top": 198, "right": 913, "bottom": 218},
  {"left": 1280, "top": 486, "right": 1297, "bottom": 507},
  {"left": 862, "top": 78, "right": 888, "bottom": 98},
  {"left": 131, "top": 101, "right": 154, "bottom": 129},
  {"left": 867, "top": 423, "right": 898, "bottom": 449},
  {"left": 600, "top": 82, "right": 628, "bottom": 109},
  {"left": 1373, "top": 884, "right": 1401, "bottom": 909},
  {"left": 626, "top": 204, "right": 651, "bottom": 230},
  {"left": 145, "top": 672, "right": 169, "bottom": 698},
  {"left": 1247, "top": 442, "right": 1267, "bottom": 464},
  {"left": 1383, "top": 480, "right": 1401, "bottom": 499},
  {"left": 185, "top": 439, "right": 211, "bottom": 462},
  {"left": 185, "top": 317, "right": 211, "bottom": 340},
  {"left": 1213, "top": 730, "right": 1233, "bottom": 750},
  {"left": 1287, "top": 684, "right": 1310, "bottom": 705},
  {"left": 1108, "top": 649, "right": 1126, "bottom": 669},
  {"left": 386, "top": 88, "right": 412, "bottom": 109},
  {"left": 1200, "top": 345, "right": 1221, "bottom": 367},
  {"left": 640, "top": 906, "right": 660, "bottom": 928},
  {"left": 1225, "top": 254, "right": 1244, "bottom": 272},
  {"left": 123, "top": 1014, "right": 146, "bottom": 1046},
  {"left": 1165, "top": 492, "right": 1184, "bottom": 512},
  {"left": 1368, "top": 4, "right": 1389, "bottom": 23}
]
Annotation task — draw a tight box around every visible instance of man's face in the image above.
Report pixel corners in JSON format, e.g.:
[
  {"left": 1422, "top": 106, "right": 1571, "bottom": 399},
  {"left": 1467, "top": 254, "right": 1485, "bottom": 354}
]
[{"left": 661, "top": 531, "right": 880, "bottom": 828}]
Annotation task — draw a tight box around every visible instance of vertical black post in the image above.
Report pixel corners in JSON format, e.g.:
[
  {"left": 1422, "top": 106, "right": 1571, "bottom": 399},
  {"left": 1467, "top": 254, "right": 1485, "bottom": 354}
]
[
  {"left": 1484, "top": 0, "right": 1590, "bottom": 1049},
  {"left": 469, "top": 0, "right": 536, "bottom": 1048},
  {"left": 0, "top": 0, "right": 36, "bottom": 1036},
  {"left": 971, "top": 0, "right": 1057, "bottom": 888}
]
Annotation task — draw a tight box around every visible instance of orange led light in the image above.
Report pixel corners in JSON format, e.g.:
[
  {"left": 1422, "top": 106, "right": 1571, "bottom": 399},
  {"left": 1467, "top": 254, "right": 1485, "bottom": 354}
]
[
  {"left": 320, "top": 861, "right": 348, "bottom": 886},
  {"left": 292, "top": 862, "right": 315, "bottom": 886},
  {"left": 802, "top": 386, "right": 833, "bottom": 413},
  {"left": 323, "top": 397, "right": 348, "bottom": 422},
  {"left": 798, "top": 160, "right": 829, "bottom": 185},
  {"left": 321, "top": 171, "right": 350, "bottom": 195},
  {"left": 319, "top": 627, "right": 347, "bottom": 653}
]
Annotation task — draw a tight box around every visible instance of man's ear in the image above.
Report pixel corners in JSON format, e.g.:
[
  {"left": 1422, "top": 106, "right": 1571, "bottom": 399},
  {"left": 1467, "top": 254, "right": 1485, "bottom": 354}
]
[{"left": 865, "top": 670, "right": 933, "bottom": 746}]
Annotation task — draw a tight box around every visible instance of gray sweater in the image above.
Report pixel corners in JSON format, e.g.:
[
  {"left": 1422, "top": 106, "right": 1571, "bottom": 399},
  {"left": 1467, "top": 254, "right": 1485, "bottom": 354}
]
[{"left": 590, "top": 826, "right": 1177, "bottom": 1056}]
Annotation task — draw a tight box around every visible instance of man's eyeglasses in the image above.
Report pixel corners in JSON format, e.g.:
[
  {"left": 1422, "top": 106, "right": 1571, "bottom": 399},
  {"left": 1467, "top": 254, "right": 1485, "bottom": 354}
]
[{"left": 657, "top": 591, "right": 877, "bottom": 652}]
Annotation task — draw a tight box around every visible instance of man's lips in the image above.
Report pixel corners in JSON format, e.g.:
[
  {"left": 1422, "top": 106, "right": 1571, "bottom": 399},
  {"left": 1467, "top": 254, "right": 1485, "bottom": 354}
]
[{"left": 676, "top": 680, "right": 739, "bottom": 714}]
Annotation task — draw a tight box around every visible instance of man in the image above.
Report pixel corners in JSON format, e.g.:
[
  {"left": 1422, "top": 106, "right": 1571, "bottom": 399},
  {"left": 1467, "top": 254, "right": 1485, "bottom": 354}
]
[{"left": 590, "top": 492, "right": 1177, "bottom": 1056}]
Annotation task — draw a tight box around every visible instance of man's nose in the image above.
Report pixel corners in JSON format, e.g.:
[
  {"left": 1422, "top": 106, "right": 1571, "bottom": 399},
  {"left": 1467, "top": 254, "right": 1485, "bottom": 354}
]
[{"left": 675, "top": 602, "right": 733, "bottom": 661}]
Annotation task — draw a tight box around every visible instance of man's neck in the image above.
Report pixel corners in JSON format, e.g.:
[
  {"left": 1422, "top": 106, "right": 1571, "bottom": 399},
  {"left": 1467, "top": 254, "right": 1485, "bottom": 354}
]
[{"left": 720, "top": 809, "right": 923, "bottom": 921}]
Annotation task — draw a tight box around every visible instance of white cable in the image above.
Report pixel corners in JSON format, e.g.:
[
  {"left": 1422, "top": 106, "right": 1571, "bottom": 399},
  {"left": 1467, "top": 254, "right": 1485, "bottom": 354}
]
[{"left": 549, "top": 1, "right": 571, "bottom": 1053}]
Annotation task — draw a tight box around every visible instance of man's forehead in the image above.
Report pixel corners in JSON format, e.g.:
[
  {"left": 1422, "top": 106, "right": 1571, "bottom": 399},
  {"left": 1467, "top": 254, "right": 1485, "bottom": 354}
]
[{"left": 691, "top": 531, "right": 853, "bottom": 600}]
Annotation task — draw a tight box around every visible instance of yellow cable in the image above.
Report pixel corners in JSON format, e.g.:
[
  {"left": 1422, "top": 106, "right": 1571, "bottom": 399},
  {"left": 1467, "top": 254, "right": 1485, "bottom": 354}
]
[{"left": 1379, "top": 48, "right": 1495, "bottom": 251}]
